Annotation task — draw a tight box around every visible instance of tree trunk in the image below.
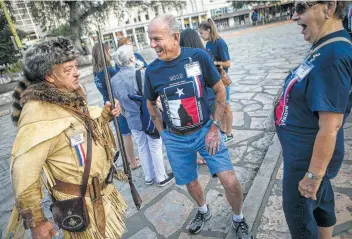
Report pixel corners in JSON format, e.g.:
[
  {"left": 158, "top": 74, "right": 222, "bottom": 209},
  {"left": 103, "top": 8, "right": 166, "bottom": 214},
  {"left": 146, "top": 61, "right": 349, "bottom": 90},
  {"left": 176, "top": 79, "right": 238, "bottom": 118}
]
[
  {"left": 70, "top": 22, "right": 84, "bottom": 53},
  {"left": 68, "top": 1, "right": 83, "bottom": 53}
]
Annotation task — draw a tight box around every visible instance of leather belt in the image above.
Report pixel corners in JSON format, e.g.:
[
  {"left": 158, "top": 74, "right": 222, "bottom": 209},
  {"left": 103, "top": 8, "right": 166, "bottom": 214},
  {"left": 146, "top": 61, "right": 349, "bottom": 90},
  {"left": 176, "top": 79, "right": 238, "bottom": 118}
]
[
  {"left": 53, "top": 179, "right": 106, "bottom": 198},
  {"left": 168, "top": 124, "right": 204, "bottom": 136}
]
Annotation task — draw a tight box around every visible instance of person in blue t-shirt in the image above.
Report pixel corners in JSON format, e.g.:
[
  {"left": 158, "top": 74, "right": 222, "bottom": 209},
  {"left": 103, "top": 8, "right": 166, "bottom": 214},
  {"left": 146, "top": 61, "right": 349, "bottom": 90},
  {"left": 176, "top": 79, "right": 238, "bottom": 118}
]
[
  {"left": 275, "top": 2, "right": 352, "bottom": 238},
  {"left": 251, "top": 10, "right": 259, "bottom": 26},
  {"left": 199, "top": 18, "right": 234, "bottom": 144},
  {"left": 180, "top": 28, "right": 217, "bottom": 166},
  {"left": 92, "top": 43, "right": 140, "bottom": 170},
  {"left": 145, "top": 14, "right": 253, "bottom": 238}
]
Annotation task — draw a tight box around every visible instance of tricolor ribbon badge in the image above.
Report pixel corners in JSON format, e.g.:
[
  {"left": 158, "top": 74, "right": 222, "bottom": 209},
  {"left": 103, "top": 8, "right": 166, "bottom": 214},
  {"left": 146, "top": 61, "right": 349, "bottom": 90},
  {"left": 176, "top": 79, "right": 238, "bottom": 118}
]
[{"left": 74, "top": 143, "right": 86, "bottom": 166}]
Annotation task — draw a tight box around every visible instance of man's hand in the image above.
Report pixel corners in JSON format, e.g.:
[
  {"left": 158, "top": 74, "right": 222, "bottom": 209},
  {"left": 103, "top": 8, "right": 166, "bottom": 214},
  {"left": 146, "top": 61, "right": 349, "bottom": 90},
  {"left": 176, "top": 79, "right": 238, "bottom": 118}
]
[
  {"left": 104, "top": 101, "right": 121, "bottom": 117},
  {"left": 31, "top": 221, "right": 58, "bottom": 239},
  {"left": 298, "top": 175, "right": 322, "bottom": 200},
  {"left": 206, "top": 124, "right": 221, "bottom": 155}
]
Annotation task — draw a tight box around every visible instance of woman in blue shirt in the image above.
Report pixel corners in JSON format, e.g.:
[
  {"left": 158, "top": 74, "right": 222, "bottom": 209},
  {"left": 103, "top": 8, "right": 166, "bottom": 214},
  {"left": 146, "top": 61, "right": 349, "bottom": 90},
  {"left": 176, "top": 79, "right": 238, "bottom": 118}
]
[
  {"left": 180, "top": 28, "right": 216, "bottom": 166},
  {"left": 92, "top": 43, "right": 140, "bottom": 170},
  {"left": 199, "top": 18, "right": 233, "bottom": 143},
  {"left": 275, "top": 2, "right": 352, "bottom": 238}
]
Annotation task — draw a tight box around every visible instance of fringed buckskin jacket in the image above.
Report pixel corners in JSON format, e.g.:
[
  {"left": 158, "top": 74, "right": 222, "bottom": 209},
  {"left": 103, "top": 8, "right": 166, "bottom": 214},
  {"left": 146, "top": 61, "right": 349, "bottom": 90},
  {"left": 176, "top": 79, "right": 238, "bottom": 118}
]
[{"left": 5, "top": 83, "right": 126, "bottom": 239}]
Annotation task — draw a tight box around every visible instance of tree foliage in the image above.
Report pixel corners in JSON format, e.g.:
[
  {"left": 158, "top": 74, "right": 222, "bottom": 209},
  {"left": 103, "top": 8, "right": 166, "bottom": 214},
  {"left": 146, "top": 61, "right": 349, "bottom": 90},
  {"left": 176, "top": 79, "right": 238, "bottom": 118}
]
[
  {"left": 0, "top": 1, "right": 27, "bottom": 65},
  {"left": 28, "top": 0, "right": 186, "bottom": 52}
]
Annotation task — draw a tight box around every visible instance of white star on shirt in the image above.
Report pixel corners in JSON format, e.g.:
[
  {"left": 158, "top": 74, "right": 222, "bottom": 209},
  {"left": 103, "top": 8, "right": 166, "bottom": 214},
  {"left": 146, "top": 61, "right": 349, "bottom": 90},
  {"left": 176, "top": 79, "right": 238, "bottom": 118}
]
[{"left": 175, "top": 88, "right": 185, "bottom": 97}]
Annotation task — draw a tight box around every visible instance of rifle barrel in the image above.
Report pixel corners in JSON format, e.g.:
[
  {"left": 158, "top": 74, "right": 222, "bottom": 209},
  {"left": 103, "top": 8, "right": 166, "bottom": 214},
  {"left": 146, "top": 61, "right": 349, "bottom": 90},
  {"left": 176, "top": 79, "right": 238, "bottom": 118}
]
[{"left": 96, "top": 27, "right": 142, "bottom": 210}]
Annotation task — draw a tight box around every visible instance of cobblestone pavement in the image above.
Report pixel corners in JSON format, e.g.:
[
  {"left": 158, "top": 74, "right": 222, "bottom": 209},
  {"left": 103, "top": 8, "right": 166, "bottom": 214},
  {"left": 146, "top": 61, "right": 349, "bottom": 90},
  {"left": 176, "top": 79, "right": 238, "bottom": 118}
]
[{"left": 1, "top": 21, "right": 349, "bottom": 239}]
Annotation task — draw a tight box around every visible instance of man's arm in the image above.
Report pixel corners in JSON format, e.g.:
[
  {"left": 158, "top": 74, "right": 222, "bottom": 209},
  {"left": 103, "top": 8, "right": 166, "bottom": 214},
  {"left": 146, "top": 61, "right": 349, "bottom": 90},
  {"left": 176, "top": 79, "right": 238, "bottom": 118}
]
[
  {"left": 205, "top": 80, "right": 226, "bottom": 155},
  {"left": 147, "top": 99, "right": 164, "bottom": 133},
  {"left": 212, "top": 80, "right": 226, "bottom": 122}
]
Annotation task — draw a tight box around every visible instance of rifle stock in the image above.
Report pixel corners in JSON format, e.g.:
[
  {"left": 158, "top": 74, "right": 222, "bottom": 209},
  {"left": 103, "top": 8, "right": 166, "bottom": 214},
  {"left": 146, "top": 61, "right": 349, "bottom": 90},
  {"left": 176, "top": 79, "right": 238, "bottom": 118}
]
[{"left": 96, "top": 27, "right": 142, "bottom": 210}]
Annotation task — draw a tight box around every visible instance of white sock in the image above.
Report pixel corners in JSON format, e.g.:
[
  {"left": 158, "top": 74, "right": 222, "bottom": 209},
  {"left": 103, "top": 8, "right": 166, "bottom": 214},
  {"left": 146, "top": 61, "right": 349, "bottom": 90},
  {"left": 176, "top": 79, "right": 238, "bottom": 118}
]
[
  {"left": 198, "top": 204, "right": 208, "bottom": 214},
  {"left": 233, "top": 213, "right": 244, "bottom": 222}
]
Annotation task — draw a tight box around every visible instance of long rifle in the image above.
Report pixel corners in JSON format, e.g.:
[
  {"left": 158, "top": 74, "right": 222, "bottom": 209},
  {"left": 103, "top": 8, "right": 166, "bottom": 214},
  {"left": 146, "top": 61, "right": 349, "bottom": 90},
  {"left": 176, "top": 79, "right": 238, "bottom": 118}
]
[{"left": 96, "top": 27, "right": 142, "bottom": 210}]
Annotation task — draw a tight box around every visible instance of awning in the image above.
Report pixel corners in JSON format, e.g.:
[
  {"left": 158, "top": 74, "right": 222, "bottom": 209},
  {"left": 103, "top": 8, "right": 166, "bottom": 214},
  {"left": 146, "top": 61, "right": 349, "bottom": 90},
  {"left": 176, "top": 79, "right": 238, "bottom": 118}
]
[{"left": 213, "top": 10, "right": 250, "bottom": 20}]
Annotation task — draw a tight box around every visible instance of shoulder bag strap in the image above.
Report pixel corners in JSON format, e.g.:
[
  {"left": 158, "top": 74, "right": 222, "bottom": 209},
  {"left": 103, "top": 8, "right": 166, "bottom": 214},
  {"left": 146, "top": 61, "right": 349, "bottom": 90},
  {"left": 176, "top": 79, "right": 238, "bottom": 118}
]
[
  {"left": 311, "top": 37, "right": 352, "bottom": 55},
  {"left": 80, "top": 108, "right": 93, "bottom": 197},
  {"left": 135, "top": 69, "right": 143, "bottom": 95}
]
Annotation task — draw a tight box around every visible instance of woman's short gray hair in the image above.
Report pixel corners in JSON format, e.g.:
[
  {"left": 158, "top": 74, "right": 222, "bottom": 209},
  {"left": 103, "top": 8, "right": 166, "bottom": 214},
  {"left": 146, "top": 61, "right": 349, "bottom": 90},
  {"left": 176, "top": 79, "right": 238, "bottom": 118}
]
[
  {"left": 334, "top": 1, "right": 350, "bottom": 20},
  {"left": 112, "top": 45, "right": 134, "bottom": 66},
  {"left": 152, "top": 14, "right": 181, "bottom": 35}
]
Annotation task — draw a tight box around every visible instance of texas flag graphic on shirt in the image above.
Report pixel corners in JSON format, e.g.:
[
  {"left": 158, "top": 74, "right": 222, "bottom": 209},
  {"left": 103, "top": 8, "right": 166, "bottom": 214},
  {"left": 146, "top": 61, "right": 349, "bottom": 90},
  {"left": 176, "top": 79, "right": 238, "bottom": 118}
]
[{"left": 164, "top": 81, "right": 202, "bottom": 128}]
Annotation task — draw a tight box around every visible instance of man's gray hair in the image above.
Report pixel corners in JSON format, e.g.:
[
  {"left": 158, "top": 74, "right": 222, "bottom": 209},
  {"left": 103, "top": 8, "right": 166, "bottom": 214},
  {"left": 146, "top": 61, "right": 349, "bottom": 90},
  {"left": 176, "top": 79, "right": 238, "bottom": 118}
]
[
  {"left": 113, "top": 45, "right": 134, "bottom": 67},
  {"left": 152, "top": 14, "right": 181, "bottom": 35}
]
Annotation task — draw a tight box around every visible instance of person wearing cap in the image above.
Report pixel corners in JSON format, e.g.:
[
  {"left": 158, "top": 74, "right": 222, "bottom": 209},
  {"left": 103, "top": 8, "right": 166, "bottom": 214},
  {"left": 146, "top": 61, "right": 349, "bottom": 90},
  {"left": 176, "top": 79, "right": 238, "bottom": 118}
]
[{"left": 5, "top": 37, "right": 126, "bottom": 239}]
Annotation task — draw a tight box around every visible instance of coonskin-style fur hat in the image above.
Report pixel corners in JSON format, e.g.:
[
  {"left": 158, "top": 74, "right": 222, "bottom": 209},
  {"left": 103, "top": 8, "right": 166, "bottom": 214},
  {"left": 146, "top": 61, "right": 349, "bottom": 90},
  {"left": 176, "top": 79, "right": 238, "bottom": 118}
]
[{"left": 12, "top": 37, "right": 80, "bottom": 125}]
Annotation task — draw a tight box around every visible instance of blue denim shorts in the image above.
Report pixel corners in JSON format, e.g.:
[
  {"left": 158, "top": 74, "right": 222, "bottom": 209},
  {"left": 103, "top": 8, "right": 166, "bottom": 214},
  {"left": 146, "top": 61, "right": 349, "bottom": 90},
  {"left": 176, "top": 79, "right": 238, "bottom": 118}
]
[
  {"left": 118, "top": 115, "right": 131, "bottom": 136},
  {"left": 225, "top": 86, "right": 231, "bottom": 103},
  {"left": 283, "top": 170, "right": 336, "bottom": 238},
  {"left": 161, "top": 120, "right": 233, "bottom": 185}
]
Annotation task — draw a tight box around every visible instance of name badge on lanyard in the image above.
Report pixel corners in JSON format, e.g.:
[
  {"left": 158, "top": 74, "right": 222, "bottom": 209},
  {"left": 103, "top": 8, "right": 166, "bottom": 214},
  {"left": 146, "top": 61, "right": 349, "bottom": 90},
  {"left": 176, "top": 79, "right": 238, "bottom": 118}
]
[
  {"left": 295, "top": 61, "right": 314, "bottom": 82},
  {"left": 70, "top": 133, "right": 84, "bottom": 146},
  {"left": 185, "top": 58, "right": 202, "bottom": 78}
]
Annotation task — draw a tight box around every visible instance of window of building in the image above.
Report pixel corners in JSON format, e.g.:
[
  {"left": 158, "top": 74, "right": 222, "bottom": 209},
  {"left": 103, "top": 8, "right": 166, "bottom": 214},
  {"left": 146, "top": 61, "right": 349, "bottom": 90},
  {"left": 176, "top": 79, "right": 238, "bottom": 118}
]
[
  {"left": 24, "top": 19, "right": 32, "bottom": 25},
  {"left": 134, "top": 18, "right": 137, "bottom": 23},
  {"left": 153, "top": 6, "right": 159, "bottom": 16},
  {"left": 138, "top": 16, "right": 141, "bottom": 22},
  {"left": 21, "top": 14, "right": 30, "bottom": 19},
  {"left": 126, "top": 19, "right": 130, "bottom": 24},
  {"left": 145, "top": 14, "right": 149, "bottom": 20}
]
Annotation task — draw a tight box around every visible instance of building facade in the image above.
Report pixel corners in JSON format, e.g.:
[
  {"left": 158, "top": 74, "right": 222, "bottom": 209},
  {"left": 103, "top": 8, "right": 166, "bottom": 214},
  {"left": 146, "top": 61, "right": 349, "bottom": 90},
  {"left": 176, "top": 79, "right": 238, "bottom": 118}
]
[
  {"left": 97, "top": 0, "right": 240, "bottom": 51},
  {"left": 10, "top": 1, "right": 42, "bottom": 45}
]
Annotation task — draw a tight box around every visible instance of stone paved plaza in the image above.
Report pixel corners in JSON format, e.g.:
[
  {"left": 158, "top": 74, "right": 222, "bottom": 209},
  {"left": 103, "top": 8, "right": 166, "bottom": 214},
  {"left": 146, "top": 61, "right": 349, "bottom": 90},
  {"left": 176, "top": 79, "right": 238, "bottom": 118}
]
[{"left": 0, "top": 21, "right": 352, "bottom": 239}]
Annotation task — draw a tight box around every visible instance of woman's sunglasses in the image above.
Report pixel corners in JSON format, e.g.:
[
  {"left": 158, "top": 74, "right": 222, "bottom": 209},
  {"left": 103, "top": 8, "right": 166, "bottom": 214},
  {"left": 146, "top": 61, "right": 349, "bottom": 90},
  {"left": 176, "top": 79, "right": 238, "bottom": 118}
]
[{"left": 294, "top": 1, "right": 324, "bottom": 15}]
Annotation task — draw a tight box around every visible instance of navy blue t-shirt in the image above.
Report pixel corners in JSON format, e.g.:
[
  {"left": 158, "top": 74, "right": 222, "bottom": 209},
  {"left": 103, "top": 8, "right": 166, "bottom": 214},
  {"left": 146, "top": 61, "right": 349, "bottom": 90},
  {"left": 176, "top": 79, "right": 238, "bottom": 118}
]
[
  {"left": 206, "top": 38, "right": 230, "bottom": 73},
  {"left": 275, "top": 30, "right": 352, "bottom": 178},
  {"left": 144, "top": 47, "right": 221, "bottom": 133},
  {"left": 94, "top": 66, "right": 117, "bottom": 103}
]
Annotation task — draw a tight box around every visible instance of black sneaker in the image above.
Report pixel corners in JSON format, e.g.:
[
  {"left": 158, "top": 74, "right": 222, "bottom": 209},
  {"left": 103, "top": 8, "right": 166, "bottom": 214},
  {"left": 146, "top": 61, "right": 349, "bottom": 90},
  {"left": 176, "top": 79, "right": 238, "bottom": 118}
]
[
  {"left": 157, "top": 173, "right": 174, "bottom": 187},
  {"left": 145, "top": 178, "right": 154, "bottom": 185},
  {"left": 189, "top": 205, "right": 212, "bottom": 234},
  {"left": 224, "top": 134, "right": 234, "bottom": 144},
  {"left": 232, "top": 218, "right": 253, "bottom": 239}
]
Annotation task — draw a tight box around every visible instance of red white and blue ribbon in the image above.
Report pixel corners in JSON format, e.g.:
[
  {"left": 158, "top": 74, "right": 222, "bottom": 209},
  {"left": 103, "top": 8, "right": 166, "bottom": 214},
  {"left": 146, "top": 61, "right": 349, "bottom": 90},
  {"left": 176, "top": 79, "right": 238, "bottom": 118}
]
[
  {"left": 193, "top": 75, "right": 203, "bottom": 98},
  {"left": 275, "top": 75, "right": 299, "bottom": 126},
  {"left": 74, "top": 144, "right": 86, "bottom": 166}
]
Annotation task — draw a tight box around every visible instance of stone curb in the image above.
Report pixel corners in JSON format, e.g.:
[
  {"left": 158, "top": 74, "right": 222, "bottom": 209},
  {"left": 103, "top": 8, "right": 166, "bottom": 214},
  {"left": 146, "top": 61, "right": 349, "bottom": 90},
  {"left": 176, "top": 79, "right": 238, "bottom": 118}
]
[{"left": 225, "top": 133, "right": 282, "bottom": 239}]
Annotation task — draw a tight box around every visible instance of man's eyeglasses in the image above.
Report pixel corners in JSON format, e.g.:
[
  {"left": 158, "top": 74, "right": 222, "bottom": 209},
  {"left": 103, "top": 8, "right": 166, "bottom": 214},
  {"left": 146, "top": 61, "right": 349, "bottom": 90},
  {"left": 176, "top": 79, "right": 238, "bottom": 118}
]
[{"left": 294, "top": 1, "right": 323, "bottom": 15}]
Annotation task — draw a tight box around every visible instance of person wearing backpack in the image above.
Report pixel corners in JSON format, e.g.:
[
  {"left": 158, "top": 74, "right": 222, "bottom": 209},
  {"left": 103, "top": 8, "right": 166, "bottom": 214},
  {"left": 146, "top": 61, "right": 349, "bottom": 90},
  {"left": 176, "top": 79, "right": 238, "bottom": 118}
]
[{"left": 111, "top": 45, "right": 174, "bottom": 187}]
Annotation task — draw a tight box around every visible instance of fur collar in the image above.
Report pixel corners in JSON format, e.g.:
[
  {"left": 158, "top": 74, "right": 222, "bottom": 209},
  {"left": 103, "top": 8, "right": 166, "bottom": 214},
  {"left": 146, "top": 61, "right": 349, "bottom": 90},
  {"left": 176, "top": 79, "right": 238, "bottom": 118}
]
[{"left": 20, "top": 82, "right": 86, "bottom": 108}]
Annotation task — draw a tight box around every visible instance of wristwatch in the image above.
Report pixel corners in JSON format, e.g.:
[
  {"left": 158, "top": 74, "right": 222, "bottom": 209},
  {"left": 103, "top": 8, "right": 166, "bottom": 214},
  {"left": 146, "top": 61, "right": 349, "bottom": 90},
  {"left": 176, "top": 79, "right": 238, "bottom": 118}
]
[
  {"left": 212, "top": 120, "right": 221, "bottom": 128},
  {"left": 306, "top": 171, "right": 323, "bottom": 180}
]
